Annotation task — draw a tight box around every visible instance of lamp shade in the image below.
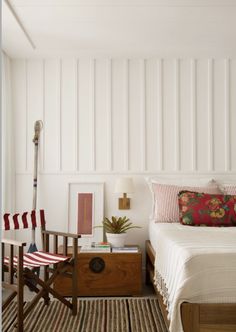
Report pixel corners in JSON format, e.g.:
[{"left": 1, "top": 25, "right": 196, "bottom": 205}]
[{"left": 115, "top": 177, "right": 134, "bottom": 193}]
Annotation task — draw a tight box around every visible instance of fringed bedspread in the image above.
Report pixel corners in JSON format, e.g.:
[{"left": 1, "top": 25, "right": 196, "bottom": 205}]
[{"left": 152, "top": 223, "right": 236, "bottom": 332}]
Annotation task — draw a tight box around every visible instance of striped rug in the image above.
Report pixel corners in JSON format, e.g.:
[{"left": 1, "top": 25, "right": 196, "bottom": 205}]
[{"left": 2, "top": 298, "right": 168, "bottom": 332}]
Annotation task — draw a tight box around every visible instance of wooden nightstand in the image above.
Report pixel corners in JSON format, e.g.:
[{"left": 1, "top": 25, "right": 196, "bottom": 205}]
[{"left": 54, "top": 246, "right": 142, "bottom": 296}]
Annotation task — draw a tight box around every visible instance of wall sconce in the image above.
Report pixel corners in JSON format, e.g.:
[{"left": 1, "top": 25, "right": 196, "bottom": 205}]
[{"left": 115, "top": 177, "right": 134, "bottom": 210}]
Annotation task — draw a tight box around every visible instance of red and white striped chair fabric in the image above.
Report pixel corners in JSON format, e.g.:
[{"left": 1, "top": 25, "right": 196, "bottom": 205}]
[
  {"left": 3, "top": 210, "right": 69, "bottom": 269},
  {"left": 3, "top": 210, "right": 45, "bottom": 231},
  {"left": 4, "top": 251, "right": 69, "bottom": 270}
]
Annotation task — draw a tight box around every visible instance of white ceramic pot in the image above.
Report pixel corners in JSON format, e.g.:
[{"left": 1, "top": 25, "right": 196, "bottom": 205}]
[{"left": 106, "top": 233, "right": 127, "bottom": 247}]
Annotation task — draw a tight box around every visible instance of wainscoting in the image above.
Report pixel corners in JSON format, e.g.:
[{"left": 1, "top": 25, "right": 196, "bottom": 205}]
[{"left": 9, "top": 57, "right": 236, "bottom": 251}]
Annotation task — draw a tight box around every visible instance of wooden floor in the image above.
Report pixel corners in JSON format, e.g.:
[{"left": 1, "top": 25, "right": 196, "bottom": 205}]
[{"left": 2, "top": 281, "right": 156, "bottom": 302}]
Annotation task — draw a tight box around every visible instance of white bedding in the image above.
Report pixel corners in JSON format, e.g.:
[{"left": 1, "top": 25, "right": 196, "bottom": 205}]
[{"left": 149, "top": 221, "right": 236, "bottom": 332}]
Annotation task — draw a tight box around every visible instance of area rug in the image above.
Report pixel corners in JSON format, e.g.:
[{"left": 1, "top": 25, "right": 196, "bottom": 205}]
[{"left": 2, "top": 297, "right": 168, "bottom": 332}]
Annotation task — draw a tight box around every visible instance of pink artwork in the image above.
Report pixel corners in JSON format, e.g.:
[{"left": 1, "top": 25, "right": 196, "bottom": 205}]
[{"left": 77, "top": 193, "right": 93, "bottom": 234}]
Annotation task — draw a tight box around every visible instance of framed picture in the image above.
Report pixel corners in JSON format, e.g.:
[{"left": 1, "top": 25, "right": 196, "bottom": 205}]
[{"left": 68, "top": 182, "right": 104, "bottom": 245}]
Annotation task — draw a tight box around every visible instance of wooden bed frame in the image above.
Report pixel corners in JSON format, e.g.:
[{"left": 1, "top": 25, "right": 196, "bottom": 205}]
[{"left": 146, "top": 240, "right": 236, "bottom": 332}]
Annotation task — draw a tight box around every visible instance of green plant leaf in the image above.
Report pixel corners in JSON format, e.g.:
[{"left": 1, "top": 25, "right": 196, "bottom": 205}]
[{"left": 98, "top": 215, "right": 141, "bottom": 234}]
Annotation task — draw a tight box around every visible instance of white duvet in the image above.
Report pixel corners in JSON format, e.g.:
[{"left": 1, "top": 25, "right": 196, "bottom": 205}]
[{"left": 150, "top": 222, "right": 236, "bottom": 332}]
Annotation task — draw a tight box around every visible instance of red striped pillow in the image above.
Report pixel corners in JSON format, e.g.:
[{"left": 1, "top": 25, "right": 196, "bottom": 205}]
[{"left": 152, "top": 183, "right": 221, "bottom": 223}]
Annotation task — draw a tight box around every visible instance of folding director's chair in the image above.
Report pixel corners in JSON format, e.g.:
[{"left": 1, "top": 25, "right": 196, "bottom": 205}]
[{"left": 2, "top": 210, "right": 80, "bottom": 332}]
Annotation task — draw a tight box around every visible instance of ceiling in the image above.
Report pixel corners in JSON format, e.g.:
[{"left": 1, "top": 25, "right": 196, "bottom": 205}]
[{"left": 2, "top": 0, "right": 236, "bottom": 58}]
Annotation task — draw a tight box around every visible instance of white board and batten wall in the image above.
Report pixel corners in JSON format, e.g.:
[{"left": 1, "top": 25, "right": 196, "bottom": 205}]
[{"left": 11, "top": 57, "right": 236, "bottom": 252}]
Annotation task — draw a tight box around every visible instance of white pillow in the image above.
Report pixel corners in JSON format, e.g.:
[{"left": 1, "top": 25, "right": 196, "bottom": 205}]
[
  {"left": 213, "top": 179, "right": 236, "bottom": 194},
  {"left": 146, "top": 176, "right": 214, "bottom": 186}
]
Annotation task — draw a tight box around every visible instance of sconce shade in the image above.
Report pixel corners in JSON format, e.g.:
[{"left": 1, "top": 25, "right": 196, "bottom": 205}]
[
  {"left": 115, "top": 178, "right": 134, "bottom": 209},
  {"left": 115, "top": 178, "right": 134, "bottom": 194}
]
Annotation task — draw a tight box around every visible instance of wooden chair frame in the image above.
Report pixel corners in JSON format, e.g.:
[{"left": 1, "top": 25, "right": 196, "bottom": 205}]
[
  {"left": 2, "top": 216, "right": 81, "bottom": 332},
  {"left": 146, "top": 240, "right": 236, "bottom": 332}
]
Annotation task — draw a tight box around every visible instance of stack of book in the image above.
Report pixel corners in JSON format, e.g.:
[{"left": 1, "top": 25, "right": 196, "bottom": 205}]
[
  {"left": 80, "top": 242, "right": 111, "bottom": 253},
  {"left": 112, "top": 246, "right": 139, "bottom": 253}
]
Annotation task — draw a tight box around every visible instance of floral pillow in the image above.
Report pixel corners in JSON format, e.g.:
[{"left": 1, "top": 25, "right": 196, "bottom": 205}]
[{"left": 178, "top": 191, "right": 236, "bottom": 226}]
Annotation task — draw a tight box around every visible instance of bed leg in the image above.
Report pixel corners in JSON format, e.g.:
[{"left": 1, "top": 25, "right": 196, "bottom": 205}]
[
  {"left": 145, "top": 240, "right": 154, "bottom": 285},
  {"left": 146, "top": 254, "right": 153, "bottom": 285},
  {"left": 181, "top": 303, "right": 200, "bottom": 332}
]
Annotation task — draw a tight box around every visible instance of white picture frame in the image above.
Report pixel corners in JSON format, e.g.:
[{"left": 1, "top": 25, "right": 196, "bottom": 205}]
[{"left": 68, "top": 182, "right": 104, "bottom": 245}]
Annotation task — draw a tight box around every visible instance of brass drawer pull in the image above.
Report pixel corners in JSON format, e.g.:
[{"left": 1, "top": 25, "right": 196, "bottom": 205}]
[{"left": 89, "top": 257, "right": 105, "bottom": 273}]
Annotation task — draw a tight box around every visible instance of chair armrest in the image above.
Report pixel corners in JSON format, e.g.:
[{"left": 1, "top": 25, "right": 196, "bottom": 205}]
[
  {"left": 42, "top": 230, "right": 81, "bottom": 239},
  {"left": 2, "top": 238, "right": 27, "bottom": 247},
  {"left": 42, "top": 230, "right": 80, "bottom": 256}
]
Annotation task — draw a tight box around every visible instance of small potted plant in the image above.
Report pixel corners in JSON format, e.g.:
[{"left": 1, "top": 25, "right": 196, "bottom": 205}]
[{"left": 101, "top": 216, "right": 141, "bottom": 247}]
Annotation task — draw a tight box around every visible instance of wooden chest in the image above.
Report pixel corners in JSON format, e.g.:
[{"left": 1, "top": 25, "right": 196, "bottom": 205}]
[{"left": 54, "top": 246, "right": 142, "bottom": 296}]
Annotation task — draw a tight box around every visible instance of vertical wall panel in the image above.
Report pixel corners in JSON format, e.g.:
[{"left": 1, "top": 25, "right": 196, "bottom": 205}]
[
  {"left": 11, "top": 60, "right": 27, "bottom": 173},
  {"left": 162, "top": 60, "right": 175, "bottom": 171},
  {"left": 224, "top": 59, "right": 230, "bottom": 171},
  {"left": 179, "top": 59, "right": 192, "bottom": 171},
  {"left": 27, "top": 60, "right": 44, "bottom": 172},
  {"left": 90, "top": 60, "right": 95, "bottom": 171},
  {"left": 95, "top": 59, "right": 109, "bottom": 171},
  {"left": 157, "top": 59, "right": 163, "bottom": 171},
  {"left": 230, "top": 60, "right": 236, "bottom": 171},
  {"left": 140, "top": 59, "right": 146, "bottom": 171},
  {"left": 196, "top": 60, "right": 209, "bottom": 171},
  {"left": 61, "top": 59, "right": 77, "bottom": 171},
  {"left": 78, "top": 59, "right": 94, "bottom": 171},
  {"left": 207, "top": 59, "right": 214, "bottom": 171},
  {"left": 129, "top": 59, "right": 142, "bottom": 171},
  {"left": 44, "top": 59, "right": 60, "bottom": 171},
  {"left": 191, "top": 59, "right": 197, "bottom": 171},
  {"left": 213, "top": 60, "right": 226, "bottom": 171},
  {"left": 174, "top": 59, "right": 180, "bottom": 171},
  {"left": 124, "top": 59, "right": 129, "bottom": 171},
  {"left": 146, "top": 59, "right": 158, "bottom": 171},
  {"left": 112, "top": 59, "right": 127, "bottom": 171},
  {"left": 106, "top": 59, "right": 112, "bottom": 171}
]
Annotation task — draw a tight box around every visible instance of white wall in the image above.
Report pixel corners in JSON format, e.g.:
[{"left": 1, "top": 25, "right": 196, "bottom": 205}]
[
  {"left": 2, "top": 52, "right": 15, "bottom": 212},
  {"left": 10, "top": 57, "right": 236, "bottom": 254}
]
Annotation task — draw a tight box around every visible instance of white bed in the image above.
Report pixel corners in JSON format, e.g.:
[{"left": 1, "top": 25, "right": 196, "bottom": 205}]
[{"left": 148, "top": 220, "right": 236, "bottom": 332}]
